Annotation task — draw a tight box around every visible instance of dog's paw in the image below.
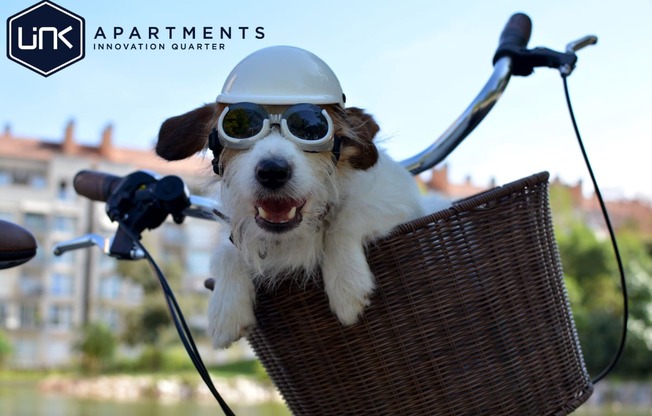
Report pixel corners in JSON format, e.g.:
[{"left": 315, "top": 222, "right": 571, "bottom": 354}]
[
  {"left": 329, "top": 289, "right": 371, "bottom": 326},
  {"left": 207, "top": 287, "right": 256, "bottom": 349},
  {"left": 324, "top": 268, "right": 375, "bottom": 326}
]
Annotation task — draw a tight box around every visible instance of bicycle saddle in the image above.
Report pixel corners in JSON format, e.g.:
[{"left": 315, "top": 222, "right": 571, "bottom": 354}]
[{"left": 0, "top": 220, "right": 37, "bottom": 269}]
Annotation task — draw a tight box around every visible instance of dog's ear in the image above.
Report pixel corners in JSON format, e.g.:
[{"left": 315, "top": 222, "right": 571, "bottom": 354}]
[
  {"left": 156, "top": 104, "right": 216, "bottom": 161},
  {"left": 339, "top": 107, "right": 380, "bottom": 170}
]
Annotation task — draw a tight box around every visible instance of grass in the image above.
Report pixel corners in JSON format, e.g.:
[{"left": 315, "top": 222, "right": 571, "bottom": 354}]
[{"left": 0, "top": 358, "right": 269, "bottom": 383}]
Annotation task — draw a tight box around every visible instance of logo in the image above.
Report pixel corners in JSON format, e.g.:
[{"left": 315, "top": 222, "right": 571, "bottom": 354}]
[{"left": 7, "top": 1, "right": 85, "bottom": 77}]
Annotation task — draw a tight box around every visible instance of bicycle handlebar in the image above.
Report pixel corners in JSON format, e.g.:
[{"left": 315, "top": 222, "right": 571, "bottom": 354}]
[
  {"left": 497, "top": 12, "right": 532, "bottom": 50},
  {"left": 74, "top": 170, "right": 229, "bottom": 223},
  {"left": 400, "top": 13, "right": 532, "bottom": 175},
  {"left": 400, "top": 12, "right": 595, "bottom": 175},
  {"left": 74, "top": 170, "right": 123, "bottom": 202}
]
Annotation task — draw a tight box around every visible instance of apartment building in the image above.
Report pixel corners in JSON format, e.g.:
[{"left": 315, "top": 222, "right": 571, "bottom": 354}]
[{"left": 0, "top": 122, "right": 226, "bottom": 368}]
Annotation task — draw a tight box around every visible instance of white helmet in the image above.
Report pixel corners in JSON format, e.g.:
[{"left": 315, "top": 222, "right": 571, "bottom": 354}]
[{"left": 216, "top": 46, "right": 345, "bottom": 107}]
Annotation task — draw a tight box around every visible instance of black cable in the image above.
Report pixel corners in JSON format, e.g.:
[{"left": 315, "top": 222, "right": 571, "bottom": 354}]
[
  {"left": 561, "top": 75, "right": 629, "bottom": 384},
  {"left": 118, "top": 222, "right": 236, "bottom": 416}
]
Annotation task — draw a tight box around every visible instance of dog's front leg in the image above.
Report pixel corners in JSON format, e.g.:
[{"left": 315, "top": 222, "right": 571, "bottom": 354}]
[
  {"left": 207, "top": 243, "right": 256, "bottom": 349},
  {"left": 322, "top": 231, "right": 375, "bottom": 326}
]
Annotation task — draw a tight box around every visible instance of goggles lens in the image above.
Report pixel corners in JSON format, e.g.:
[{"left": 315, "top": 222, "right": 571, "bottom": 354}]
[
  {"left": 221, "top": 103, "right": 267, "bottom": 139},
  {"left": 284, "top": 104, "right": 329, "bottom": 141},
  {"left": 220, "top": 103, "right": 331, "bottom": 142}
]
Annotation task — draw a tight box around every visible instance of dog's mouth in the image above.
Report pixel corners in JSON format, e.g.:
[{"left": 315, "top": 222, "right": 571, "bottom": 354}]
[{"left": 255, "top": 198, "right": 306, "bottom": 233}]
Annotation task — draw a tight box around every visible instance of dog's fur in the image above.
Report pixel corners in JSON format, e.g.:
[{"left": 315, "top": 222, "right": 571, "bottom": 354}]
[{"left": 157, "top": 103, "right": 425, "bottom": 348}]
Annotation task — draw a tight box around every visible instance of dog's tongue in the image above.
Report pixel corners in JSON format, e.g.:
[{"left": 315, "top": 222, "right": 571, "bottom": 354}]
[{"left": 256, "top": 199, "right": 302, "bottom": 223}]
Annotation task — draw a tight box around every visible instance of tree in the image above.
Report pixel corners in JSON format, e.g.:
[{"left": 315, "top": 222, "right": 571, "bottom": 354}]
[
  {"left": 115, "top": 241, "right": 203, "bottom": 372},
  {"left": 117, "top": 254, "right": 188, "bottom": 342},
  {"left": 550, "top": 182, "right": 652, "bottom": 378},
  {"left": 74, "top": 322, "right": 116, "bottom": 374}
]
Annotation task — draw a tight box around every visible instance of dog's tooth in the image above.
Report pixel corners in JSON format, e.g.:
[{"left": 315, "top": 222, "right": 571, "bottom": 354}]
[
  {"left": 288, "top": 206, "right": 297, "bottom": 219},
  {"left": 257, "top": 206, "right": 269, "bottom": 219}
]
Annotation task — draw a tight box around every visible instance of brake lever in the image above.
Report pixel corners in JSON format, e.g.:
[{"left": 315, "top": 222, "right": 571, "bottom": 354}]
[
  {"left": 561, "top": 35, "right": 598, "bottom": 76},
  {"left": 52, "top": 233, "right": 145, "bottom": 260},
  {"left": 566, "top": 35, "right": 598, "bottom": 54},
  {"left": 494, "top": 34, "right": 598, "bottom": 77}
]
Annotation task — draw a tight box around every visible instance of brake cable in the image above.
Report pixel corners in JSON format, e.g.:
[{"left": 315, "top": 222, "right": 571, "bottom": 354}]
[
  {"left": 561, "top": 74, "right": 628, "bottom": 384},
  {"left": 118, "top": 222, "right": 236, "bottom": 416}
]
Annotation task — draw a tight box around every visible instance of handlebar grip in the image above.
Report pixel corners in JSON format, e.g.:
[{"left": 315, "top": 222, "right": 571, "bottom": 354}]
[
  {"left": 0, "top": 220, "right": 37, "bottom": 270},
  {"left": 73, "top": 170, "right": 123, "bottom": 202},
  {"left": 497, "top": 13, "right": 532, "bottom": 50}
]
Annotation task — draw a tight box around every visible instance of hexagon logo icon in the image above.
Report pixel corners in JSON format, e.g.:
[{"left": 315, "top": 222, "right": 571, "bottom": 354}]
[{"left": 7, "top": 1, "right": 85, "bottom": 77}]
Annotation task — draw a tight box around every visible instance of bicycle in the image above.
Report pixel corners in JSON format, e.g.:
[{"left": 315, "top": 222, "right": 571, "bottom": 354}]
[{"left": 49, "top": 12, "right": 626, "bottom": 416}]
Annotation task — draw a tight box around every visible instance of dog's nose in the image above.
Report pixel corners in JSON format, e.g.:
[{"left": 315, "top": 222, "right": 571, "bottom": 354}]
[{"left": 256, "top": 158, "right": 292, "bottom": 189}]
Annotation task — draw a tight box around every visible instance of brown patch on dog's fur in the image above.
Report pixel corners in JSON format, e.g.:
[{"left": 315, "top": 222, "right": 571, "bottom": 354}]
[
  {"left": 156, "top": 103, "right": 380, "bottom": 172},
  {"left": 328, "top": 106, "right": 379, "bottom": 170}
]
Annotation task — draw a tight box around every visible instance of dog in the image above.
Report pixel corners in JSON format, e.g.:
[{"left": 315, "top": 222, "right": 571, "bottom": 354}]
[{"left": 155, "top": 47, "right": 427, "bottom": 348}]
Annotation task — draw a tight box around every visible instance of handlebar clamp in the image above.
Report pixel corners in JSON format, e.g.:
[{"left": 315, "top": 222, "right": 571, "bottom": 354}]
[{"left": 493, "top": 45, "right": 578, "bottom": 77}]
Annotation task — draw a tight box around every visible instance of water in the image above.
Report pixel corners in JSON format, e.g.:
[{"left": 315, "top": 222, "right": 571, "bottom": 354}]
[
  {"left": 0, "top": 382, "right": 291, "bottom": 416},
  {"left": 1, "top": 381, "right": 650, "bottom": 415}
]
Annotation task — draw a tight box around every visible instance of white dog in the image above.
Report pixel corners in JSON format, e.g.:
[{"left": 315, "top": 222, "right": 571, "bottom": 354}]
[{"left": 155, "top": 46, "right": 427, "bottom": 348}]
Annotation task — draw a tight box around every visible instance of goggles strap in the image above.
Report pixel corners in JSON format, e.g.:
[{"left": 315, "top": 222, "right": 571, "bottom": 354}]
[
  {"left": 332, "top": 136, "right": 342, "bottom": 164},
  {"left": 208, "top": 128, "right": 223, "bottom": 176}
]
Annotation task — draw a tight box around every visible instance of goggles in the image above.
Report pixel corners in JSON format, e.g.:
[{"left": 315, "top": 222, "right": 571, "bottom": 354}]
[{"left": 216, "top": 102, "right": 335, "bottom": 152}]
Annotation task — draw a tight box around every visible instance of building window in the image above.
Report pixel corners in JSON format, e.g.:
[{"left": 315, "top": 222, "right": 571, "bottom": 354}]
[
  {"left": 0, "top": 168, "right": 46, "bottom": 188},
  {"left": 19, "top": 273, "right": 42, "bottom": 296},
  {"left": 99, "top": 275, "right": 121, "bottom": 300},
  {"left": 12, "top": 170, "right": 30, "bottom": 186},
  {"left": 18, "top": 303, "right": 39, "bottom": 328},
  {"left": 0, "top": 170, "right": 10, "bottom": 186},
  {"left": 51, "top": 248, "right": 74, "bottom": 266},
  {"left": 47, "top": 304, "right": 73, "bottom": 329},
  {"left": 57, "top": 180, "right": 75, "bottom": 201},
  {"left": 0, "top": 302, "right": 8, "bottom": 328},
  {"left": 30, "top": 174, "right": 47, "bottom": 188},
  {"left": 53, "top": 215, "right": 77, "bottom": 233},
  {"left": 23, "top": 213, "right": 47, "bottom": 234},
  {"left": 50, "top": 273, "right": 74, "bottom": 297}
]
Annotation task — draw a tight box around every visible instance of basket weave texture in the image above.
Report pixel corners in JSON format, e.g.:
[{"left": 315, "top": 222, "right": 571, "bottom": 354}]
[{"left": 247, "top": 171, "right": 593, "bottom": 415}]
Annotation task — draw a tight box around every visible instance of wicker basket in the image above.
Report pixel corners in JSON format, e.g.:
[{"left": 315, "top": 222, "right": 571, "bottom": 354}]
[{"left": 247, "top": 171, "right": 593, "bottom": 415}]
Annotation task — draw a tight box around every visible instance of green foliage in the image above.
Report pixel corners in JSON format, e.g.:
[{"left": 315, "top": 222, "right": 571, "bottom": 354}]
[
  {"left": 211, "top": 359, "right": 273, "bottom": 384},
  {"left": 551, "top": 182, "right": 652, "bottom": 379},
  {"left": 136, "top": 344, "right": 165, "bottom": 372},
  {"left": 73, "top": 322, "right": 117, "bottom": 374},
  {"left": 0, "top": 330, "right": 12, "bottom": 369},
  {"left": 116, "top": 244, "right": 182, "bottom": 347},
  {"left": 122, "top": 297, "right": 171, "bottom": 346},
  {"left": 159, "top": 346, "right": 196, "bottom": 372}
]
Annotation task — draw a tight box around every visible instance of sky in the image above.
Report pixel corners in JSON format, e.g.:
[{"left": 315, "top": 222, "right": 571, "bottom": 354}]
[{"left": 1, "top": 0, "right": 650, "bottom": 200}]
